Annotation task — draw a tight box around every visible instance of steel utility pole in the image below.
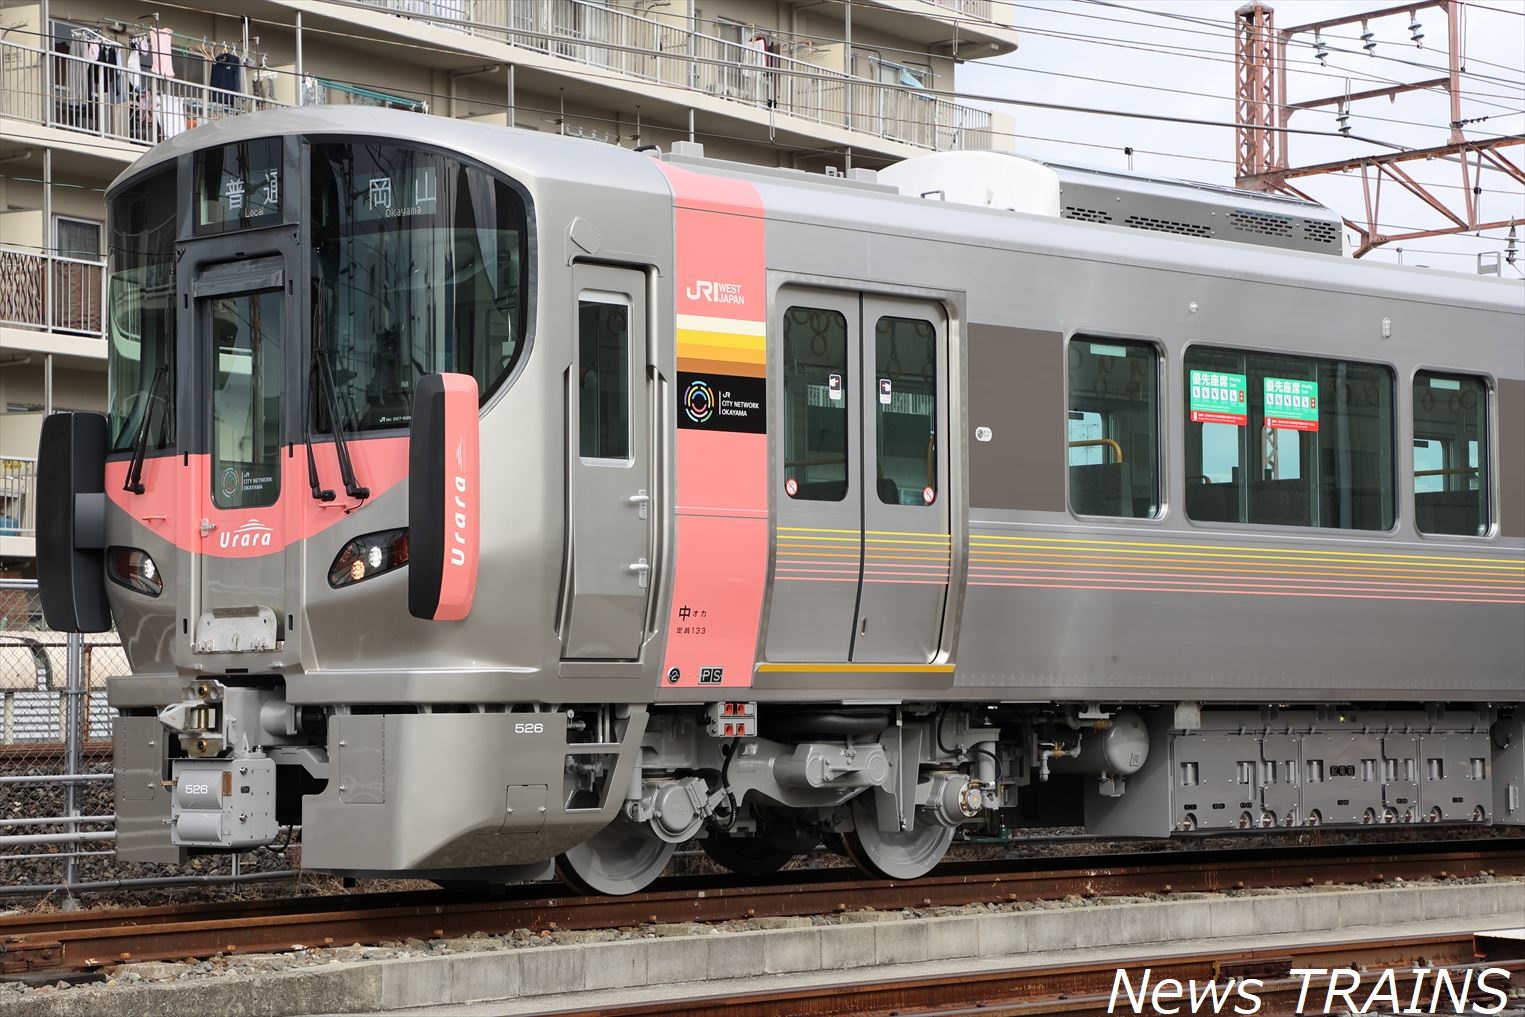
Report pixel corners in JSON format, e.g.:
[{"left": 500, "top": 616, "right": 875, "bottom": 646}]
[{"left": 1234, "top": 1, "right": 1522, "bottom": 258}]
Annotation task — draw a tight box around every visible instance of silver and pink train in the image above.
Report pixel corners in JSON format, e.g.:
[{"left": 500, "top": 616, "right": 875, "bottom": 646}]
[{"left": 37, "top": 108, "right": 1525, "bottom": 893}]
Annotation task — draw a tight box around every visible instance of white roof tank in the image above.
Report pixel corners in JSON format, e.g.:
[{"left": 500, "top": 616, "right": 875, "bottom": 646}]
[
  {"left": 879, "top": 151, "right": 1346, "bottom": 256},
  {"left": 877, "top": 151, "right": 1061, "bottom": 217}
]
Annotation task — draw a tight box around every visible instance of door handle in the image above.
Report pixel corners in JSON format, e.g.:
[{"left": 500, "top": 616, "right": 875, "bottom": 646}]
[
  {"left": 199, "top": 517, "right": 217, "bottom": 537},
  {"left": 628, "top": 491, "right": 649, "bottom": 519},
  {"left": 628, "top": 557, "right": 649, "bottom": 589}
]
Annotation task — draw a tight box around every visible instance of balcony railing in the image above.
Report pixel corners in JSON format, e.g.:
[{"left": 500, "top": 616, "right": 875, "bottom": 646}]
[
  {"left": 0, "top": 458, "right": 37, "bottom": 540},
  {"left": 1, "top": 14, "right": 992, "bottom": 153},
  {"left": 357, "top": 0, "right": 993, "bottom": 150},
  {"left": 0, "top": 247, "right": 106, "bottom": 337},
  {"left": 928, "top": 0, "right": 997, "bottom": 23},
  {"left": 0, "top": 38, "right": 282, "bottom": 149}
]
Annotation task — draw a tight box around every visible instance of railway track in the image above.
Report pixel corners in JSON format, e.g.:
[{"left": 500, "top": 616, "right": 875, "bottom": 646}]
[
  {"left": 1, "top": 838, "right": 1521, "bottom": 977},
  {"left": 558, "top": 930, "right": 1525, "bottom": 1016}
]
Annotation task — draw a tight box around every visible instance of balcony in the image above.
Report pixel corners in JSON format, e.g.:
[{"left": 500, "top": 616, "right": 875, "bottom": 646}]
[
  {"left": 0, "top": 458, "right": 36, "bottom": 549},
  {"left": 0, "top": 38, "right": 281, "bottom": 151},
  {"left": 351, "top": 0, "right": 995, "bottom": 151},
  {"left": 0, "top": 11, "right": 996, "bottom": 155},
  {"left": 0, "top": 247, "right": 106, "bottom": 338}
]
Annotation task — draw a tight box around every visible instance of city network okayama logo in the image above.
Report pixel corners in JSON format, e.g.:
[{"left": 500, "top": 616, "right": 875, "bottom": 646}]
[{"left": 684, "top": 379, "right": 715, "bottom": 423}]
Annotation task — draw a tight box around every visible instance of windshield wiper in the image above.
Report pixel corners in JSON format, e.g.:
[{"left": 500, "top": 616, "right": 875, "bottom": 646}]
[
  {"left": 304, "top": 358, "right": 335, "bottom": 503},
  {"left": 311, "top": 339, "right": 369, "bottom": 501},
  {"left": 123, "top": 364, "right": 168, "bottom": 495}
]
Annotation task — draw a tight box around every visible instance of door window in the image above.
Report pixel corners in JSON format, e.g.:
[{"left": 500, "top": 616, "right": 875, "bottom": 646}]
[
  {"left": 1413, "top": 371, "right": 1488, "bottom": 535},
  {"left": 210, "top": 291, "right": 283, "bottom": 509},
  {"left": 874, "top": 316, "right": 937, "bottom": 506},
  {"left": 782, "top": 306, "right": 849, "bottom": 501},
  {"left": 578, "top": 294, "right": 630, "bottom": 461}
]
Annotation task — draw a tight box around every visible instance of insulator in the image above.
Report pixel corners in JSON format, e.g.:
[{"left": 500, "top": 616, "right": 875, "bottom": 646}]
[
  {"left": 1507, "top": 224, "right": 1519, "bottom": 266},
  {"left": 1336, "top": 105, "right": 1351, "bottom": 136},
  {"left": 1409, "top": 18, "right": 1424, "bottom": 47},
  {"left": 1361, "top": 20, "right": 1376, "bottom": 54},
  {"left": 1313, "top": 32, "right": 1329, "bottom": 66}
]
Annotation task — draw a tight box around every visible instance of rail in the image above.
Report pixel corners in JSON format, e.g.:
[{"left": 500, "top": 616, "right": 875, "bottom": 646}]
[
  {"left": 353, "top": 0, "right": 993, "bottom": 150},
  {"left": 570, "top": 932, "right": 1525, "bottom": 1017},
  {"left": 0, "top": 248, "right": 106, "bottom": 337},
  {"left": 3, "top": 839, "right": 1520, "bottom": 974}
]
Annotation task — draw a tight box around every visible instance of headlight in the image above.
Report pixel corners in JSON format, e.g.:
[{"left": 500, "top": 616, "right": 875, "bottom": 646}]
[
  {"left": 328, "top": 528, "right": 409, "bottom": 588},
  {"left": 107, "top": 546, "right": 163, "bottom": 597}
]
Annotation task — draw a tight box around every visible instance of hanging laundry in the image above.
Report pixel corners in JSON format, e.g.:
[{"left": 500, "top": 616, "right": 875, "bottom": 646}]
[
  {"left": 157, "top": 93, "right": 187, "bottom": 138},
  {"left": 748, "top": 35, "right": 778, "bottom": 108},
  {"left": 151, "top": 28, "right": 175, "bottom": 78},
  {"left": 252, "top": 67, "right": 277, "bottom": 103},
  {"left": 299, "top": 75, "right": 323, "bottom": 106},
  {"left": 125, "top": 40, "right": 143, "bottom": 92},
  {"left": 210, "top": 50, "right": 243, "bottom": 103},
  {"left": 98, "top": 44, "right": 125, "bottom": 103}
]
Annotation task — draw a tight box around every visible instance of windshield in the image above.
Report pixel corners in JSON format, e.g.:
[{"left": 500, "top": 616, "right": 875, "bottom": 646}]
[
  {"left": 310, "top": 141, "right": 529, "bottom": 431},
  {"left": 106, "top": 168, "right": 178, "bottom": 452}
]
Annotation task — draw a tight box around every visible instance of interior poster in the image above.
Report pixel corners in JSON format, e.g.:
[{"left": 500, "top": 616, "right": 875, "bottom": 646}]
[
  {"left": 1264, "top": 377, "right": 1320, "bottom": 431},
  {"left": 1189, "top": 370, "right": 1247, "bottom": 426}
]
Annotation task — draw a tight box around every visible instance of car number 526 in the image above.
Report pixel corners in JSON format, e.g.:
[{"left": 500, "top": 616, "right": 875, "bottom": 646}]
[{"left": 514, "top": 722, "right": 545, "bottom": 734}]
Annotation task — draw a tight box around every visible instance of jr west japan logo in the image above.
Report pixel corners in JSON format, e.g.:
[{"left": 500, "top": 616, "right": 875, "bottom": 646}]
[{"left": 685, "top": 280, "right": 745, "bottom": 306}]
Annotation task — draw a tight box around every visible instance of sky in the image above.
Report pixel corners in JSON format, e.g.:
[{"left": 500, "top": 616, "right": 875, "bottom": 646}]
[{"left": 956, "top": 0, "right": 1525, "bottom": 273}]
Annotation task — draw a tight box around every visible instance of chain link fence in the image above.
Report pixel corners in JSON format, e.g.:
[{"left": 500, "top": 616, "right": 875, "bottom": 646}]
[
  {"left": 0, "top": 580, "right": 119, "bottom": 894},
  {"left": 0, "top": 580, "right": 299, "bottom": 899}
]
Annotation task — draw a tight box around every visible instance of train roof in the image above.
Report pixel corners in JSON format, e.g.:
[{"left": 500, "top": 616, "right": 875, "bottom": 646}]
[
  {"left": 109, "top": 108, "right": 1522, "bottom": 322},
  {"left": 106, "top": 106, "right": 675, "bottom": 204}
]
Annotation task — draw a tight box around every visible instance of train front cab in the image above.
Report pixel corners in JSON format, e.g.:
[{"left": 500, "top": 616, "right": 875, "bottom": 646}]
[{"left": 36, "top": 125, "right": 666, "bottom": 875}]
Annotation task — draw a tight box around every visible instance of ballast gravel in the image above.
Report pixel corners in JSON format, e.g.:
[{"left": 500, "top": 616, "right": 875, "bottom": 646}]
[{"left": 2, "top": 872, "right": 1518, "bottom": 1011}]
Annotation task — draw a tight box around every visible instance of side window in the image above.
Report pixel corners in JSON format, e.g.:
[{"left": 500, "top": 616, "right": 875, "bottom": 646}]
[
  {"left": 782, "top": 306, "right": 848, "bottom": 501},
  {"left": 874, "top": 316, "right": 936, "bottom": 506},
  {"left": 578, "top": 295, "right": 629, "bottom": 461},
  {"left": 1413, "top": 371, "right": 1488, "bottom": 536},
  {"left": 1067, "top": 338, "right": 1159, "bottom": 518},
  {"left": 1184, "top": 347, "right": 1394, "bottom": 530}
]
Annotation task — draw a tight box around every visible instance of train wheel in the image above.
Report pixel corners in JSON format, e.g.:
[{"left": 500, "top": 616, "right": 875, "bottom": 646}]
[
  {"left": 557, "top": 815, "right": 676, "bottom": 896},
  {"left": 701, "top": 832, "right": 796, "bottom": 877},
  {"left": 839, "top": 796, "right": 953, "bottom": 880}
]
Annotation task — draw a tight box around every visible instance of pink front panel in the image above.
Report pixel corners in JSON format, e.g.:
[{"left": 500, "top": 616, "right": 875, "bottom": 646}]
[
  {"left": 104, "top": 438, "right": 410, "bottom": 557},
  {"left": 433, "top": 374, "right": 480, "bottom": 622},
  {"left": 656, "top": 162, "right": 768, "bottom": 691},
  {"left": 672, "top": 206, "right": 766, "bottom": 325}
]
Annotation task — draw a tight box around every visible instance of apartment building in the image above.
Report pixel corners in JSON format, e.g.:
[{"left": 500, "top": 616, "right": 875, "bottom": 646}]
[{"left": 0, "top": 0, "right": 1018, "bottom": 571}]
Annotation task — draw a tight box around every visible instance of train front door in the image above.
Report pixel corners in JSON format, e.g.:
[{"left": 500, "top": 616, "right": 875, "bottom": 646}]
[
  {"left": 766, "top": 288, "right": 951, "bottom": 664},
  {"left": 181, "top": 258, "right": 295, "bottom": 654},
  {"left": 562, "top": 264, "right": 654, "bottom": 661}
]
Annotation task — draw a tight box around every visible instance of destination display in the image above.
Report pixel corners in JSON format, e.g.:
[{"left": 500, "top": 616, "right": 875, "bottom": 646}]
[
  {"left": 1264, "top": 376, "right": 1320, "bottom": 431},
  {"left": 353, "top": 164, "right": 439, "bottom": 222},
  {"left": 195, "top": 137, "right": 282, "bottom": 234},
  {"left": 1189, "top": 370, "right": 1247, "bottom": 426}
]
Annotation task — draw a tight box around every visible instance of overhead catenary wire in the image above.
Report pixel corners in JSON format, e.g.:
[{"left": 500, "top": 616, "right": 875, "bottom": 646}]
[
  {"left": 16, "top": 2, "right": 1520, "bottom": 253},
  {"left": 1060, "top": 0, "right": 1525, "bottom": 84},
  {"left": 78, "top": 2, "right": 1519, "bottom": 151}
]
